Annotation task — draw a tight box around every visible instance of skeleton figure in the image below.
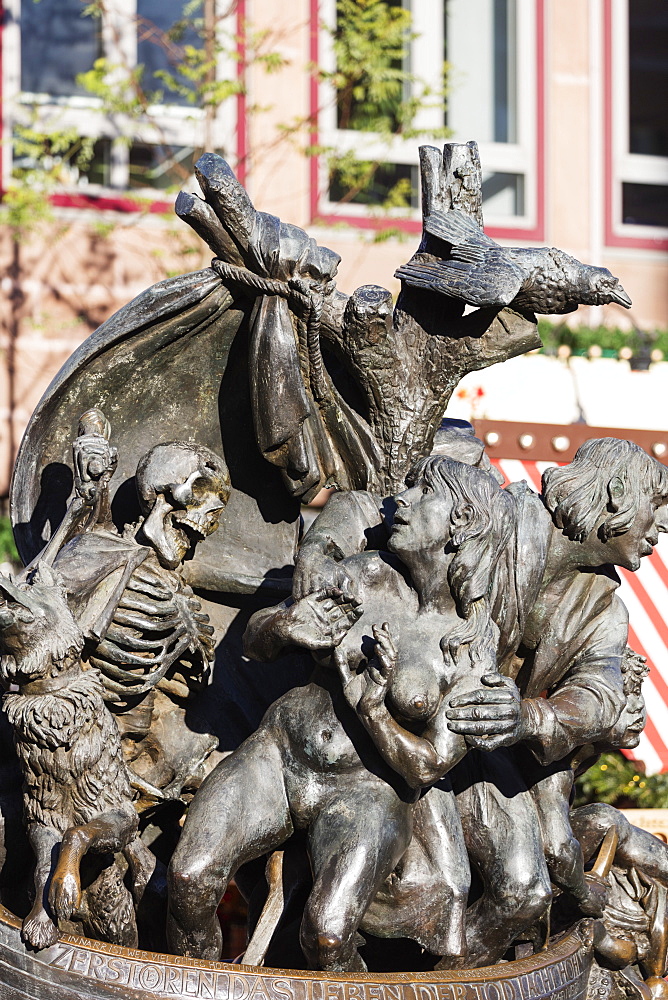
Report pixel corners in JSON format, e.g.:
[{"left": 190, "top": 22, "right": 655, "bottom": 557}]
[{"left": 50, "top": 414, "right": 231, "bottom": 802}]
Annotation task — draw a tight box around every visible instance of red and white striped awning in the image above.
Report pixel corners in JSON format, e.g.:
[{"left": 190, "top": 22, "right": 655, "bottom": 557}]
[{"left": 493, "top": 459, "right": 668, "bottom": 775}]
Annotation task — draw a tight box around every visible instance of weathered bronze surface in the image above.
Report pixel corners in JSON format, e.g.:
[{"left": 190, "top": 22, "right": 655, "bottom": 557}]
[
  {"left": 1, "top": 142, "right": 667, "bottom": 1000},
  {"left": 0, "top": 903, "right": 593, "bottom": 1000}
]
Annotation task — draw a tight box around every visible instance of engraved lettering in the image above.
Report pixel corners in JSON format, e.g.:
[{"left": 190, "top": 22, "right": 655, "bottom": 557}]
[
  {"left": 199, "top": 970, "right": 216, "bottom": 999},
  {"left": 231, "top": 972, "right": 253, "bottom": 1000},
  {"left": 88, "top": 952, "right": 107, "bottom": 980},
  {"left": 184, "top": 967, "right": 200, "bottom": 995},
  {"left": 530, "top": 969, "right": 543, "bottom": 995},
  {"left": 345, "top": 985, "right": 365, "bottom": 1000},
  {"left": 50, "top": 946, "right": 74, "bottom": 972},
  {"left": 139, "top": 964, "right": 165, "bottom": 991},
  {"left": 272, "top": 978, "right": 295, "bottom": 1000},
  {"left": 249, "top": 977, "right": 271, "bottom": 1000},
  {"left": 215, "top": 972, "right": 231, "bottom": 1000},
  {"left": 518, "top": 975, "right": 532, "bottom": 1000},
  {"left": 500, "top": 980, "right": 517, "bottom": 1000},
  {"left": 165, "top": 967, "right": 183, "bottom": 994},
  {"left": 70, "top": 948, "right": 91, "bottom": 975},
  {"left": 106, "top": 957, "right": 129, "bottom": 984},
  {"left": 28, "top": 951, "right": 592, "bottom": 1000},
  {"left": 486, "top": 983, "right": 500, "bottom": 1000}
]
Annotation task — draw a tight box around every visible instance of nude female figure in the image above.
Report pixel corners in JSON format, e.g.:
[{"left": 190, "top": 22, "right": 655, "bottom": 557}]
[{"left": 167, "top": 457, "right": 514, "bottom": 972}]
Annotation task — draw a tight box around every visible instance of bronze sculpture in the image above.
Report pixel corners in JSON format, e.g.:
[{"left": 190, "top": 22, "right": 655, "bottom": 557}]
[
  {"left": 395, "top": 208, "right": 632, "bottom": 314},
  {"left": 167, "top": 457, "right": 512, "bottom": 969},
  {"left": 0, "top": 141, "right": 667, "bottom": 1000},
  {"left": 0, "top": 563, "right": 153, "bottom": 950},
  {"left": 48, "top": 416, "right": 231, "bottom": 804},
  {"left": 291, "top": 437, "right": 668, "bottom": 966}
]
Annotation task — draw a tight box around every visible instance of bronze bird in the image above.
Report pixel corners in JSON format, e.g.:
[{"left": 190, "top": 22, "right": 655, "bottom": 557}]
[{"left": 395, "top": 208, "right": 632, "bottom": 315}]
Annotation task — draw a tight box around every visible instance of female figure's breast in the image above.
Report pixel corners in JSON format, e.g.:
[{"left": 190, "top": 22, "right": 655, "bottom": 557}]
[{"left": 387, "top": 641, "right": 446, "bottom": 724}]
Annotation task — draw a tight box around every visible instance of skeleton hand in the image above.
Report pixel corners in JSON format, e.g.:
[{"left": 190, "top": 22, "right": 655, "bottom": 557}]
[
  {"left": 173, "top": 587, "right": 216, "bottom": 663},
  {"left": 276, "top": 588, "right": 362, "bottom": 651},
  {"left": 73, "top": 433, "right": 118, "bottom": 503}
]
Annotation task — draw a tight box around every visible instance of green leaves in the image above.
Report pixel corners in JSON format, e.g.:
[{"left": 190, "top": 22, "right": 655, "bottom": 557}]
[
  {"left": 0, "top": 517, "right": 18, "bottom": 565},
  {"left": 321, "top": 1, "right": 449, "bottom": 211},
  {"left": 538, "top": 320, "right": 668, "bottom": 360},
  {"left": 3, "top": 122, "right": 97, "bottom": 236},
  {"left": 327, "top": 0, "right": 414, "bottom": 133},
  {"left": 575, "top": 751, "right": 668, "bottom": 809}
]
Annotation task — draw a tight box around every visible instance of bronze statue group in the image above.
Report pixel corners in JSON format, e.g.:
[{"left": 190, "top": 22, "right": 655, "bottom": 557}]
[{"left": 2, "top": 146, "right": 668, "bottom": 997}]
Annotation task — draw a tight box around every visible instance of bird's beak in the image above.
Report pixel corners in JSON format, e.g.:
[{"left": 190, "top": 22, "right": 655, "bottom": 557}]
[{"left": 611, "top": 283, "right": 632, "bottom": 308}]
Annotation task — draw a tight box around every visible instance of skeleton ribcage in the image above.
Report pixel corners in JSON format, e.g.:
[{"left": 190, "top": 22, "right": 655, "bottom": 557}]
[{"left": 88, "top": 554, "right": 214, "bottom": 702}]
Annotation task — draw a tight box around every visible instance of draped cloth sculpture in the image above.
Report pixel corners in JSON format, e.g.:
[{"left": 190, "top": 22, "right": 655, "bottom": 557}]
[{"left": 0, "top": 142, "right": 666, "bottom": 1000}]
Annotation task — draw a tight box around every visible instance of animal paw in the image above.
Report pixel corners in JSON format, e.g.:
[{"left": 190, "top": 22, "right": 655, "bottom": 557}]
[
  {"left": 22, "top": 907, "right": 58, "bottom": 950},
  {"left": 49, "top": 870, "right": 81, "bottom": 920}
]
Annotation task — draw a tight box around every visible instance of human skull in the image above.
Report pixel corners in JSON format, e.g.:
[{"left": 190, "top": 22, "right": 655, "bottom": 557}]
[{"left": 136, "top": 442, "right": 230, "bottom": 570}]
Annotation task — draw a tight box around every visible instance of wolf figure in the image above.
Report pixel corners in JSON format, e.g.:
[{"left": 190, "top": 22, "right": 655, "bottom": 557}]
[{"left": 0, "top": 564, "right": 154, "bottom": 950}]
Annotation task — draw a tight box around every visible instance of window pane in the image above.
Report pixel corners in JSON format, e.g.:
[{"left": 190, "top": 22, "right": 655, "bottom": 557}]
[
  {"left": 482, "top": 171, "right": 524, "bottom": 216},
  {"left": 21, "top": 0, "right": 99, "bottom": 97},
  {"left": 329, "top": 162, "right": 419, "bottom": 208},
  {"left": 335, "top": 0, "right": 408, "bottom": 132},
  {"left": 628, "top": 0, "right": 668, "bottom": 157},
  {"left": 83, "top": 140, "right": 113, "bottom": 188},
  {"left": 129, "top": 143, "right": 195, "bottom": 190},
  {"left": 12, "top": 131, "right": 111, "bottom": 188},
  {"left": 445, "top": 0, "right": 517, "bottom": 144},
  {"left": 622, "top": 183, "right": 668, "bottom": 228},
  {"left": 137, "top": 1, "right": 200, "bottom": 106}
]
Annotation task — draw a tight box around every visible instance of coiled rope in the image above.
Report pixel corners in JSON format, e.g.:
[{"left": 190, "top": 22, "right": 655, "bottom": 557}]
[{"left": 212, "top": 258, "right": 329, "bottom": 402}]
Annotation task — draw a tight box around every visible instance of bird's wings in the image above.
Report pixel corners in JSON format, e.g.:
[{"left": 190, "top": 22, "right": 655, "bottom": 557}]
[
  {"left": 396, "top": 252, "right": 524, "bottom": 307},
  {"left": 395, "top": 209, "right": 525, "bottom": 307},
  {"left": 423, "top": 208, "right": 498, "bottom": 254}
]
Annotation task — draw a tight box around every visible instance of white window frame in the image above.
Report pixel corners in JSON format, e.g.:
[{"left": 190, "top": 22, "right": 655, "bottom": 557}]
[
  {"left": 608, "top": 0, "right": 668, "bottom": 243},
  {"left": 316, "top": 0, "right": 539, "bottom": 232},
  {"left": 3, "top": 0, "right": 238, "bottom": 200}
]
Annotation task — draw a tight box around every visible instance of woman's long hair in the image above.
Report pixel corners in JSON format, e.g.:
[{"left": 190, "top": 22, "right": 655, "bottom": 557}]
[{"left": 404, "top": 456, "right": 514, "bottom": 663}]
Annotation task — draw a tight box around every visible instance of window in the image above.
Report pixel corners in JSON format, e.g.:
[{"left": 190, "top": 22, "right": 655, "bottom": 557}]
[
  {"left": 4, "top": 0, "right": 239, "bottom": 200},
  {"left": 606, "top": 0, "right": 668, "bottom": 246},
  {"left": 315, "top": 0, "right": 543, "bottom": 236},
  {"left": 20, "top": 0, "right": 101, "bottom": 98},
  {"left": 445, "top": 0, "right": 537, "bottom": 225}
]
